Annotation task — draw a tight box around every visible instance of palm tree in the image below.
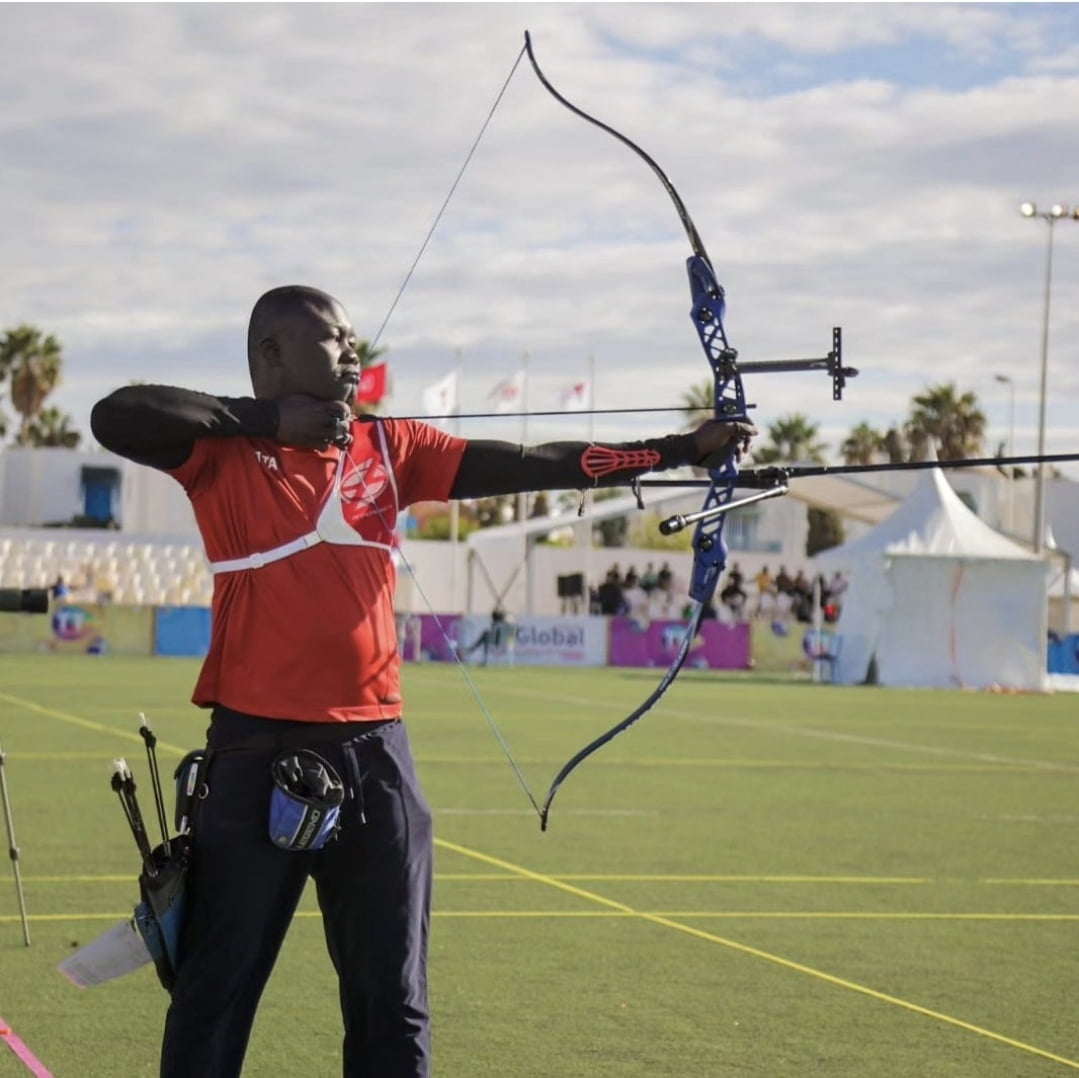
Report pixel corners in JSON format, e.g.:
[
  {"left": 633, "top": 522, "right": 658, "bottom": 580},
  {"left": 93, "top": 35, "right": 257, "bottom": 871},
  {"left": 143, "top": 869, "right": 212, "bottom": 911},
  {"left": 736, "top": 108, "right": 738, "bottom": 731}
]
[
  {"left": 907, "top": 383, "right": 986, "bottom": 460},
  {"left": 882, "top": 426, "right": 908, "bottom": 463},
  {"left": 840, "top": 422, "right": 884, "bottom": 465},
  {"left": 24, "top": 406, "right": 81, "bottom": 448},
  {"left": 679, "top": 380, "right": 713, "bottom": 430},
  {"left": 2, "top": 325, "right": 64, "bottom": 446},
  {"left": 751, "top": 413, "right": 828, "bottom": 465}
]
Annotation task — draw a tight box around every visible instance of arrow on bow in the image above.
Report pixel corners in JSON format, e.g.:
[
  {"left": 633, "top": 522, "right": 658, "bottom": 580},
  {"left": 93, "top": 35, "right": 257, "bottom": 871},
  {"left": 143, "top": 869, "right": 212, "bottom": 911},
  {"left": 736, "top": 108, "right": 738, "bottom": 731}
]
[{"left": 521, "top": 32, "right": 855, "bottom": 829}]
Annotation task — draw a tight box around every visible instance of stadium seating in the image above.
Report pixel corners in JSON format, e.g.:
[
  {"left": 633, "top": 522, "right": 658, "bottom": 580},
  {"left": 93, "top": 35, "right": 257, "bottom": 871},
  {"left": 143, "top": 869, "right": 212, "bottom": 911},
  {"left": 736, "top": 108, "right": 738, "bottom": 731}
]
[{"left": 0, "top": 530, "right": 213, "bottom": 606}]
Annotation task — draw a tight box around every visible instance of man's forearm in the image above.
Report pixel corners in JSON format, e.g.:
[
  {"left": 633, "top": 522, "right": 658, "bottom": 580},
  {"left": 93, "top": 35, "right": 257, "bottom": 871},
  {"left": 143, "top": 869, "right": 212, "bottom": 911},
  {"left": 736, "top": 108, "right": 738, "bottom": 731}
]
[
  {"left": 450, "top": 434, "right": 701, "bottom": 499},
  {"left": 90, "top": 385, "right": 279, "bottom": 469}
]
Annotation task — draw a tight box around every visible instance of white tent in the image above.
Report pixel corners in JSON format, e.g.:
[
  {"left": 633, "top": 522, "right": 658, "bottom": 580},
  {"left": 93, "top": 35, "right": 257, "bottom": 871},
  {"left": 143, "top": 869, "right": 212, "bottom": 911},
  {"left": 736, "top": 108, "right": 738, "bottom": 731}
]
[{"left": 818, "top": 464, "right": 1048, "bottom": 690}]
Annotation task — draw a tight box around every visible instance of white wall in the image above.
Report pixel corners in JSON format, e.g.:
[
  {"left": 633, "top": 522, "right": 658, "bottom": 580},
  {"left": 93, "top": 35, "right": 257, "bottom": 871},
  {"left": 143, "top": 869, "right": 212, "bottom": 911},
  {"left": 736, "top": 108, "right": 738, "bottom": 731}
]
[{"left": 0, "top": 447, "right": 198, "bottom": 536}]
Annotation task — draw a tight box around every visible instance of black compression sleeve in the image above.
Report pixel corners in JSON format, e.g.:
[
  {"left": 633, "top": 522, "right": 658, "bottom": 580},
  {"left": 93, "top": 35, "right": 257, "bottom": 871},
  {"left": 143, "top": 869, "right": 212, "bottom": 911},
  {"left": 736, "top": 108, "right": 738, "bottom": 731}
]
[
  {"left": 90, "top": 385, "right": 280, "bottom": 470},
  {"left": 450, "top": 434, "right": 700, "bottom": 499}
]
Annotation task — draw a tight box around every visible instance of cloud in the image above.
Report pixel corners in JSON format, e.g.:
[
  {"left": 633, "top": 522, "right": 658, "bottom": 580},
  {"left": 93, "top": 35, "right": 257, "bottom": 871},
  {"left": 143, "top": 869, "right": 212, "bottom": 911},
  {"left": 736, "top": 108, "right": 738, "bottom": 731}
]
[{"left": 0, "top": 2, "right": 1076, "bottom": 475}]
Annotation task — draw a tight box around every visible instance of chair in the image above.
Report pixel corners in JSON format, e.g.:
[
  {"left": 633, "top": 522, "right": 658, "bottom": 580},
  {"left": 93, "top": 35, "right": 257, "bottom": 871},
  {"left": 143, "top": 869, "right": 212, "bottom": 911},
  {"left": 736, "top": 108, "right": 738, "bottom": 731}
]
[{"left": 803, "top": 629, "right": 842, "bottom": 683}]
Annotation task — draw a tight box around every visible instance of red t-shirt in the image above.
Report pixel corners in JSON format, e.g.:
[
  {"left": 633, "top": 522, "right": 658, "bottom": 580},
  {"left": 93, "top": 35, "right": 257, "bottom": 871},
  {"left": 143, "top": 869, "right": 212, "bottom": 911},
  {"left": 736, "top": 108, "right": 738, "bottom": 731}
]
[{"left": 168, "top": 418, "right": 466, "bottom": 722}]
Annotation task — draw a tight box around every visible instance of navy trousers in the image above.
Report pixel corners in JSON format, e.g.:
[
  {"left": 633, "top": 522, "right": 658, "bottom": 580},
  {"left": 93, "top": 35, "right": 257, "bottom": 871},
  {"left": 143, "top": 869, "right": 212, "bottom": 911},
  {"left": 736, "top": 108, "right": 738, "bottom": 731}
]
[{"left": 160, "top": 709, "right": 433, "bottom": 1078}]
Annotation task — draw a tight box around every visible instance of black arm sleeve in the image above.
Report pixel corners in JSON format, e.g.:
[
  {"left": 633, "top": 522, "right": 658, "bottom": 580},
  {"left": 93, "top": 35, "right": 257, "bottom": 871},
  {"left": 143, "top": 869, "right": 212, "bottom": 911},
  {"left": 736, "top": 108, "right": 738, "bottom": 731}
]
[
  {"left": 90, "top": 385, "right": 280, "bottom": 470},
  {"left": 449, "top": 434, "right": 700, "bottom": 499}
]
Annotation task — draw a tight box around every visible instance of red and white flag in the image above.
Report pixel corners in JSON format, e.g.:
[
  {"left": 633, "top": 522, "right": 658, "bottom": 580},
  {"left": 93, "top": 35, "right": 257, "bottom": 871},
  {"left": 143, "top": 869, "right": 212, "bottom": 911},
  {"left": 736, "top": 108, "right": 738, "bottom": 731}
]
[
  {"left": 421, "top": 371, "right": 459, "bottom": 419},
  {"left": 356, "top": 363, "right": 388, "bottom": 404},
  {"left": 560, "top": 379, "right": 592, "bottom": 412},
  {"left": 486, "top": 370, "right": 525, "bottom": 414}
]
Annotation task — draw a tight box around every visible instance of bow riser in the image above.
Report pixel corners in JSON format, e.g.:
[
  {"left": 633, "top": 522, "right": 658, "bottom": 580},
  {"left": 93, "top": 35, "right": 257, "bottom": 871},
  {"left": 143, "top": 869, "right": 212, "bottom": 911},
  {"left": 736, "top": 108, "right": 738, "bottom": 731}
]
[{"left": 685, "top": 255, "right": 748, "bottom": 605}]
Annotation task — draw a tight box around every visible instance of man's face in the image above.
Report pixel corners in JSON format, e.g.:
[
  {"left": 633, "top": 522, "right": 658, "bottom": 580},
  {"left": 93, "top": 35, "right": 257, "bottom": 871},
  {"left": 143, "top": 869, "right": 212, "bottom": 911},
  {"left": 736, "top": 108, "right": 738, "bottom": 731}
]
[{"left": 272, "top": 297, "right": 361, "bottom": 404}]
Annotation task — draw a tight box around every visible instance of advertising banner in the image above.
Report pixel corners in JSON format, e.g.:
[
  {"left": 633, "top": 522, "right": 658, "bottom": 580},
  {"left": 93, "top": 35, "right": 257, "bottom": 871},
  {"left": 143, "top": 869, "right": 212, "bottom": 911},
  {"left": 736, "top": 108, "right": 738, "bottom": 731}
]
[
  {"left": 608, "top": 616, "right": 750, "bottom": 670},
  {"left": 0, "top": 603, "right": 154, "bottom": 655},
  {"left": 402, "top": 614, "right": 607, "bottom": 666},
  {"left": 155, "top": 606, "right": 212, "bottom": 657},
  {"left": 398, "top": 613, "right": 463, "bottom": 663}
]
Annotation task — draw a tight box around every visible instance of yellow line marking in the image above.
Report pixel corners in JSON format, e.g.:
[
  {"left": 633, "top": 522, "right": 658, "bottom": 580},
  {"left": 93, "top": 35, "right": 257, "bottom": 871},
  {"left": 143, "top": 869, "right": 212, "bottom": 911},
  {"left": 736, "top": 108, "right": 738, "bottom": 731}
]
[
  {"left": 430, "top": 912, "right": 1079, "bottom": 922},
  {"left": 526, "top": 874, "right": 935, "bottom": 884},
  {"left": 434, "top": 837, "right": 1079, "bottom": 1071},
  {"left": 985, "top": 879, "right": 1079, "bottom": 886},
  {"left": 7, "top": 911, "right": 1079, "bottom": 925},
  {"left": 24, "top": 876, "right": 137, "bottom": 884},
  {"left": 415, "top": 754, "right": 1046, "bottom": 772},
  {"left": 2, "top": 752, "right": 126, "bottom": 761},
  {"left": 21, "top": 872, "right": 1079, "bottom": 886},
  {"left": 0, "top": 692, "right": 187, "bottom": 757}
]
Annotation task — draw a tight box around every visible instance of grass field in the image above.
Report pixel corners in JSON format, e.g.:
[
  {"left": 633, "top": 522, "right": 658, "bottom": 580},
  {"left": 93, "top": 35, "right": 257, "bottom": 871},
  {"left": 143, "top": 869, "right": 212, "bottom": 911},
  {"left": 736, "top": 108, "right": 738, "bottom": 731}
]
[{"left": 1, "top": 653, "right": 1078, "bottom": 1076}]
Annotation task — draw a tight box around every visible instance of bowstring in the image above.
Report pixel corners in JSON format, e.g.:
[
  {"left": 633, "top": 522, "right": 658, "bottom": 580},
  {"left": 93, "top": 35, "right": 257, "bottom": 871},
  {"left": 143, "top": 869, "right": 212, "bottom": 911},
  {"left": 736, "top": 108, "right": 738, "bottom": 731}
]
[
  {"left": 359, "top": 42, "right": 542, "bottom": 818},
  {"left": 368, "top": 42, "right": 527, "bottom": 352},
  {"left": 395, "top": 542, "right": 543, "bottom": 819},
  {"left": 340, "top": 428, "right": 543, "bottom": 819}
]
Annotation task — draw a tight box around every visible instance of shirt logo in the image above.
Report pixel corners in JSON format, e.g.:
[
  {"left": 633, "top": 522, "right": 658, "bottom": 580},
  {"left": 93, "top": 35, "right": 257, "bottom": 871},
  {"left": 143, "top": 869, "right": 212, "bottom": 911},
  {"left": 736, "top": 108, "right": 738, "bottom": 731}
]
[
  {"left": 254, "top": 450, "right": 280, "bottom": 473},
  {"left": 341, "top": 457, "right": 388, "bottom": 512}
]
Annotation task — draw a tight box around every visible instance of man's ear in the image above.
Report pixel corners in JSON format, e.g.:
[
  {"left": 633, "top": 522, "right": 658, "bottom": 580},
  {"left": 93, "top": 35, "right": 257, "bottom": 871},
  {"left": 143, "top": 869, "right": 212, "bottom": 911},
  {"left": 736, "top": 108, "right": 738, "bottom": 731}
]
[{"left": 258, "top": 335, "right": 281, "bottom": 367}]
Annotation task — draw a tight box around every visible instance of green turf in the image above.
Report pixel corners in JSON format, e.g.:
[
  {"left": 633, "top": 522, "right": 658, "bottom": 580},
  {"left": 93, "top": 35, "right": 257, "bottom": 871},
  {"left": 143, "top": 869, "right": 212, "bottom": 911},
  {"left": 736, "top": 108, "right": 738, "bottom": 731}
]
[{"left": 0, "top": 654, "right": 1078, "bottom": 1076}]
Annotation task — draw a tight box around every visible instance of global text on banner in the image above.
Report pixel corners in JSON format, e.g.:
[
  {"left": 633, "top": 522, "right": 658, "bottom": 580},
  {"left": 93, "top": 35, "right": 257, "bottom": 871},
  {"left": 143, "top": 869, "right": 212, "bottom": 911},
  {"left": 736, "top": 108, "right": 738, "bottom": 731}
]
[
  {"left": 560, "top": 380, "right": 591, "bottom": 411},
  {"left": 421, "top": 371, "right": 458, "bottom": 419},
  {"left": 486, "top": 370, "right": 525, "bottom": 414}
]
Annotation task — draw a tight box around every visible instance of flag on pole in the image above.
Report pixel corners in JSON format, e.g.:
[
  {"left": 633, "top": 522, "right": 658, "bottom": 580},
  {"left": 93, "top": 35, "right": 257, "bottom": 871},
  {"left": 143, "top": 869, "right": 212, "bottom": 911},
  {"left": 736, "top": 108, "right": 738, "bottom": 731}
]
[
  {"left": 560, "top": 380, "right": 591, "bottom": 412},
  {"left": 422, "top": 371, "right": 459, "bottom": 419},
  {"left": 356, "top": 364, "right": 388, "bottom": 404},
  {"left": 486, "top": 370, "right": 525, "bottom": 414}
]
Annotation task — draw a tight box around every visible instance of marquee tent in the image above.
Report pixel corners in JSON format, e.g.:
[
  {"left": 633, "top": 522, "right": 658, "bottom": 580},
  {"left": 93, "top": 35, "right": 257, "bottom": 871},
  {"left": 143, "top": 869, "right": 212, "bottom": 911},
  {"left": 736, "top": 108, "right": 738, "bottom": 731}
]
[{"left": 818, "top": 464, "right": 1048, "bottom": 690}]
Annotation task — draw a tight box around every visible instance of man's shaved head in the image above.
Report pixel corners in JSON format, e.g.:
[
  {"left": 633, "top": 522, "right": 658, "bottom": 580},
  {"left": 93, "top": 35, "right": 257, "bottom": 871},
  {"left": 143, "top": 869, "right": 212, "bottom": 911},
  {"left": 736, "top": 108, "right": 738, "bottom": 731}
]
[
  {"left": 246, "top": 285, "right": 360, "bottom": 403},
  {"left": 247, "top": 285, "right": 336, "bottom": 369}
]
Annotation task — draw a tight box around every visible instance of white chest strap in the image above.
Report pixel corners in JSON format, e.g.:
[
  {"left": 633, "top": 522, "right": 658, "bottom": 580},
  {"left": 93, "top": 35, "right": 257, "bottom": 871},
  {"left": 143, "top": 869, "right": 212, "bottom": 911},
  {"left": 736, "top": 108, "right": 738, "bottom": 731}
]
[
  {"left": 209, "top": 531, "right": 322, "bottom": 574},
  {"left": 208, "top": 424, "right": 396, "bottom": 575}
]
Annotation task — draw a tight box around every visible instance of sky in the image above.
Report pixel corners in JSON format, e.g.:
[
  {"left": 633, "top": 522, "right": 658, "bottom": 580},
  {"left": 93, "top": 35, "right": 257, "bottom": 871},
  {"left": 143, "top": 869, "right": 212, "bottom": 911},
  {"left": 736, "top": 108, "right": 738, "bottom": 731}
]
[{"left": 3, "top": 2, "right": 1079, "bottom": 471}]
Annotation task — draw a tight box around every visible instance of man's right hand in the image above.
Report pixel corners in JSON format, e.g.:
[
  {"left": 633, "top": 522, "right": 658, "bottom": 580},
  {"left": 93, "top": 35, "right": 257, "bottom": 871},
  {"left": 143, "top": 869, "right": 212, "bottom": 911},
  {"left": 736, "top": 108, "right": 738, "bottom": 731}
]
[{"left": 275, "top": 395, "right": 352, "bottom": 449}]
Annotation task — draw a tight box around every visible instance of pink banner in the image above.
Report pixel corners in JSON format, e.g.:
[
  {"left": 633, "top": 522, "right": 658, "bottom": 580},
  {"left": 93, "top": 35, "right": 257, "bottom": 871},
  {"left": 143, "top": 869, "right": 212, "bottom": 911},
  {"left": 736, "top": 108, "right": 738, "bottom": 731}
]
[
  {"left": 608, "top": 616, "right": 750, "bottom": 670},
  {"left": 398, "top": 613, "right": 463, "bottom": 663}
]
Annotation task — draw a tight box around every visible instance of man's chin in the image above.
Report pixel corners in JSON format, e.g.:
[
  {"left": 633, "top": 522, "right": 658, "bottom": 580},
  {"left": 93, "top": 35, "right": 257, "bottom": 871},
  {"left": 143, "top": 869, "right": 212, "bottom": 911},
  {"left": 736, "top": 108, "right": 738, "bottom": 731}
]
[{"left": 325, "top": 384, "right": 356, "bottom": 405}]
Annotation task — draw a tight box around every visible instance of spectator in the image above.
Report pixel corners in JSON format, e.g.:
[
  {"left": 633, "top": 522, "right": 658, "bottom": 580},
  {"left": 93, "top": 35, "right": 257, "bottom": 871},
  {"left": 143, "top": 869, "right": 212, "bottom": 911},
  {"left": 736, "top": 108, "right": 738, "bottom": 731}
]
[
  {"left": 791, "top": 570, "right": 813, "bottom": 623},
  {"left": 655, "top": 561, "right": 674, "bottom": 615},
  {"left": 828, "top": 570, "right": 848, "bottom": 615},
  {"left": 639, "top": 562, "right": 658, "bottom": 595},
  {"left": 775, "top": 565, "right": 794, "bottom": 596},
  {"left": 462, "top": 606, "right": 514, "bottom": 666},
  {"left": 598, "top": 568, "right": 626, "bottom": 615},
  {"left": 719, "top": 564, "right": 748, "bottom": 620},
  {"left": 753, "top": 564, "right": 776, "bottom": 618},
  {"left": 624, "top": 579, "right": 651, "bottom": 621}
]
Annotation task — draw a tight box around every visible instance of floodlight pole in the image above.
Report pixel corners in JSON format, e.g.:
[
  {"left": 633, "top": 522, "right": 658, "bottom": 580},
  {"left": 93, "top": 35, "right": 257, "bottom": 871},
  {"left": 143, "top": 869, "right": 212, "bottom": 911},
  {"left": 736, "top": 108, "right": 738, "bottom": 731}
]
[
  {"left": 0, "top": 736, "right": 31, "bottom": 946},
  {"left": 1020, "top": 201, "right": 1079, "bottom": 553}
]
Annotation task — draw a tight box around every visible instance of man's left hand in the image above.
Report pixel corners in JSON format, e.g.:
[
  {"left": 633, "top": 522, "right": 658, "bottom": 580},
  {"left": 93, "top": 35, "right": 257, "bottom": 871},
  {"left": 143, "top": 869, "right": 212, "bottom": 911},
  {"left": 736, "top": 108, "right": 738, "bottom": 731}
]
[{"left": 691, "top": 418, "right": 758, "bottom": 468}]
